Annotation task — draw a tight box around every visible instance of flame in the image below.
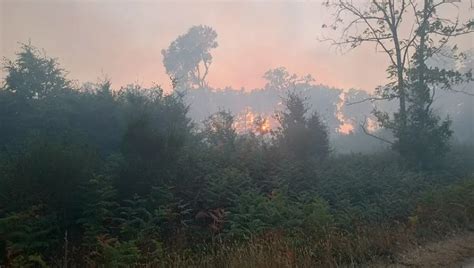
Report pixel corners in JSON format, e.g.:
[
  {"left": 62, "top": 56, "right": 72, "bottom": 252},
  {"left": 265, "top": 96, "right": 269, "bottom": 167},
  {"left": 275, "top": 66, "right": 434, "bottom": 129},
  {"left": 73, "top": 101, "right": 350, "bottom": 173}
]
[
  {"left": 233, "top": 107, "right": 273, "bottom": 135},
  {"left": 338, "top": 122, "right": 355, "bottom": 135},
  {"left": 233, "top": 92, "right": 360, "bottom": 136},
  {"left": 365, "top": 117, "right": 379, "bottom": 133},
  {"left": 335, "top": 92, "right": 355, "bottom": 135},
  {"left": 254, "top": 116, "right": 272, "bottom": 135}
]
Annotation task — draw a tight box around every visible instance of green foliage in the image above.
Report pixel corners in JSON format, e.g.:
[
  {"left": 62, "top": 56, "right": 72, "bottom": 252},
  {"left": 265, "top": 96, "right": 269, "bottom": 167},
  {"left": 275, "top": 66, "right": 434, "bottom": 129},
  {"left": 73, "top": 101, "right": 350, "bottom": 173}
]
[
  {"left": 415, "top": 179, "right": 474, "bottom": 234},
  {"left": 161, "top": 25, "right": 218, "bottom": 89},
  {"left": 98, "top": 239, "right": 140, "bottom": 267},
  {"left": 115, "top": 195, "right": 165, "bottom": 262},
  {"left": 325, "top": 0, "right": 472, "bottom": 169},
  {"left": 383, "top": 41, "right": 468, "bottom": 169},
  {"left": 204, "top": 167, "right": 251, "bottom": 208},
  {"left": 227, "top": 191, "right": 332, "bottom": 240},
  {"left": 202, "top": 110, "right": 237, "bottom": 152},
  {"left": 2, "top": 43, "right": 71, "bottom": 99},
  {"left": 317, "top": 153, "right": 418, "bottom": 224},
  {"left": 1, "top": 140, "right": 98, "bottom": 221},
  {"left": 274, "top": 91, "right": 330, "bottom": 161},
  {"left": 1, "top": 42, "right": 473, "bottom": 267},
  {"left": 116, "top": 85, "right": 191, "bottom": 197},
  {"left": 77, "top": 175, "right": 118, "bottom": 250},
  {"left": 10, "top": 254, "right": 48, "bottom": 268},
  {"left": 0, "top": 206, "right": 59, "bottom": 265}
]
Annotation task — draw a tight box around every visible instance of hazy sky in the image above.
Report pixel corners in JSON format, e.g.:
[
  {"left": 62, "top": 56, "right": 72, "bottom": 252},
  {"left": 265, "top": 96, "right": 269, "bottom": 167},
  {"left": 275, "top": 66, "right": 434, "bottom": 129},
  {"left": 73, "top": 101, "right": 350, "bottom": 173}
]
[{"left": 1, "top": 0, "right": 472, "bottom": 92}]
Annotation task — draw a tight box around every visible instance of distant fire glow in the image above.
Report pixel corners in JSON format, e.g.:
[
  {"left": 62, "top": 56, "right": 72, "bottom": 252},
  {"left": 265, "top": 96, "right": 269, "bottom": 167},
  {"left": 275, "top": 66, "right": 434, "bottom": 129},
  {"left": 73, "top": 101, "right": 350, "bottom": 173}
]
[
  {"left": 233, "top": 98, "right": 365, "bottom": 136},
  {"left": 365, "top": 117, "right": 379, "bottom": 133},
  {"left": 233, "top": 107, "right": 274, "bottom": 135},
  {"left": 336, "top": 92, "right": 355, "bottom": 135}
]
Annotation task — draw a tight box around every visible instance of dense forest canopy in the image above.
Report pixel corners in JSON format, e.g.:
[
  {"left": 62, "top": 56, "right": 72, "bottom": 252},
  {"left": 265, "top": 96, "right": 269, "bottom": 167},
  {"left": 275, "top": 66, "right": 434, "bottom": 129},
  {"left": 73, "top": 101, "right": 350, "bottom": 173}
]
[{"left": 1, "top": 0, "right": 473, "bottom": 266}]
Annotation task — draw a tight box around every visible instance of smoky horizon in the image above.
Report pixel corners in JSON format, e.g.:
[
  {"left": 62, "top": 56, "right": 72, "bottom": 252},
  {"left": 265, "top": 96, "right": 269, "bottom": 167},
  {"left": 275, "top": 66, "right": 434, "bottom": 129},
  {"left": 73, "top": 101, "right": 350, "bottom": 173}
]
[{"left": 0, "top": 0, "right": 473, "bottom": 266}]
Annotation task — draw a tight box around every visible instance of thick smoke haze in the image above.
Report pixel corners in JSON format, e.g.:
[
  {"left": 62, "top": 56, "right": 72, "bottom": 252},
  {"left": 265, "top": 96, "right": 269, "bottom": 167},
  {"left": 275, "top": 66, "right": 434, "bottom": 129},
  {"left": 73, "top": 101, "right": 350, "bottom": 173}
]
[
  {"left": 0, "top": 0, "right": 421, "bottom": 91},
  {"left": 1, "top": 0, "right": 472, "bottom": 152},
  {"left": 2, "top": 1, "right": 474, "bottom": 266},
  {"left": 2, "top": 1, "right": 471, "bottom": 92}
]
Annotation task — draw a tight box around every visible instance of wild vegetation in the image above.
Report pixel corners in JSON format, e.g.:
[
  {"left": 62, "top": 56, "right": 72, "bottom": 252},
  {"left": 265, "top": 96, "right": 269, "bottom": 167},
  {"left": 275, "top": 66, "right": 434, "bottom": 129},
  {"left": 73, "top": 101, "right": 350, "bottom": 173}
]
[
  {"left": 1, "top": 0, "right": 473, "bottom": 266},
  {"left": 0, "top": 41, "right": 472, "bottom": 267}
]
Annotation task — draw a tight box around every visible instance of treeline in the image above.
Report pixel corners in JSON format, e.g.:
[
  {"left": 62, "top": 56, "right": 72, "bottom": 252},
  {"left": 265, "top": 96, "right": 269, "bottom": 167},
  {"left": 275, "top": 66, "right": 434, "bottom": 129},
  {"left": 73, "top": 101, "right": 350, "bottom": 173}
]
[
  {"left": 0, "top": 44, "right": 473, "bottom": 266},
  {"left": 182, "top": 65, "right": 473, "bottom": 154},
  {"left": 156, "top": 25, "right": 473, "bottom": 154}
]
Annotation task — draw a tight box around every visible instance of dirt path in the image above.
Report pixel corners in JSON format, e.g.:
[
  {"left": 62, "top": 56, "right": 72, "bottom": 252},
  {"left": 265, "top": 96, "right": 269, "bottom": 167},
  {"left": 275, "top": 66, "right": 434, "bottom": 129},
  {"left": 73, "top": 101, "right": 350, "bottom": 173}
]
[
  {"left": 459, "top": 258, "right": 474, "bottom": 268},
  {"left": 387, "top": 232, "right": 474, "bottom": 267}
]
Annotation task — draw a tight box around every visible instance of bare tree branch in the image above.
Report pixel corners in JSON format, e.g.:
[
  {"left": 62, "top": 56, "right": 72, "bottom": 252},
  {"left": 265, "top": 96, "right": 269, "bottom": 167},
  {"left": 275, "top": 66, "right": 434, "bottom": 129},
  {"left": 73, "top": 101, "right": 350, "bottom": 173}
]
[
  {"left": 450, "top": 88, "right": 474, "bottom": 96},
  {"left": 346, "top": 96, "right": 394, "bottom": 105},
  {"left": 360, "top": 118, "right": 394, "bottom": 145}
]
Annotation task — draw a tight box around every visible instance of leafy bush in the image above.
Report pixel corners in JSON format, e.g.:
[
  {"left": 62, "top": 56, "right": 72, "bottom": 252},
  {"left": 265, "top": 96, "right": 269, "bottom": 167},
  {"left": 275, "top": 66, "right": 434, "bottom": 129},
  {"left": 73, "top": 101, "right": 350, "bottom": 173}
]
[
  {"left": 414, "top": 179, "right": 474, "bottom": 235},
  {"left": 1, "top": 43, "right": 474, "bottom": 266},
  {"left": 226, "top": 191, "right": 332, "bottom": 240}
]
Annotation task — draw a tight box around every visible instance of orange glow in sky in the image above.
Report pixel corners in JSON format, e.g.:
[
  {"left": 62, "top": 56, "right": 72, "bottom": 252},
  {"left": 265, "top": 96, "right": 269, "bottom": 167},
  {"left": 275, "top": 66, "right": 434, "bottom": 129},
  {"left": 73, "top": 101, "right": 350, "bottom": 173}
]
[{"left": 1, "top": 0, "right": 471, "bottom": 93}]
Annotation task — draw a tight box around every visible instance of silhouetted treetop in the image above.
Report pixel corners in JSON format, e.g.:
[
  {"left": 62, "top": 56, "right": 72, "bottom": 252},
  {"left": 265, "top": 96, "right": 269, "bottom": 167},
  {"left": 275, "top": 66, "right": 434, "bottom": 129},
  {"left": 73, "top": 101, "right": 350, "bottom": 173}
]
[
  {"left": 162, "top": 25, "right": 218, "bottom": 89},
  {"left": 2, "top": 43, "right": 71, "bottom": 99}
]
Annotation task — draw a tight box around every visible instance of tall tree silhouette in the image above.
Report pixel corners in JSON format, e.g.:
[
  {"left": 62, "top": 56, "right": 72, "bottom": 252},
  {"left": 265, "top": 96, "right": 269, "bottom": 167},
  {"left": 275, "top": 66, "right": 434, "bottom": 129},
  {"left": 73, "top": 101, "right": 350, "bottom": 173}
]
[
  {"left": 274, "top": 91, "right": 330, "bottom": 161},
  {"left": 323, "top": 0, "right": 473, "bottom": 163},
  {"left": 162, "top": 25, "right": 218, "bottom": 89},
  {"left": 2, "top": 43, "right": 71, "bottom": 99}
]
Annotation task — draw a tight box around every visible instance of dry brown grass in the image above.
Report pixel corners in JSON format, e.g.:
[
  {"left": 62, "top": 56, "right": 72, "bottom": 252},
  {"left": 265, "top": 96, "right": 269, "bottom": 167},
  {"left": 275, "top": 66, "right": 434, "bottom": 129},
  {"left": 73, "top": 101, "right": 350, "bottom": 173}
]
[
  {"left": 154, "top": 226, "right": 417, "bottom": 267},
  {"left": 390, "top": 232, "right": 474, "bottom": 267},
  {"left": 157, "top": 230, "right": 474, "bottom": 267}
]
